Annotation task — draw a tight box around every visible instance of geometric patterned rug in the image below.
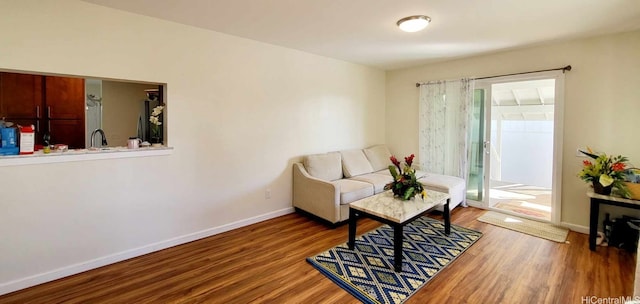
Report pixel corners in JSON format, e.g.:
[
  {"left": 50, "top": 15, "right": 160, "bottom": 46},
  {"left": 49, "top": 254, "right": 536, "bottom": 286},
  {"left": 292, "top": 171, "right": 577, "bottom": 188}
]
[{"left": 306, "top": 217, "right": 482, "bottom": 304}]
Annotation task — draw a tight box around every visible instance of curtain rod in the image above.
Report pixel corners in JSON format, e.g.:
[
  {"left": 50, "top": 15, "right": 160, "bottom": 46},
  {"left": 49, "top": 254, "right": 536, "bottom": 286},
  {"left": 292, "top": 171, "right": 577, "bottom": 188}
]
[{"left": 415, "top": 65, "right": 572, "bottom": 87}]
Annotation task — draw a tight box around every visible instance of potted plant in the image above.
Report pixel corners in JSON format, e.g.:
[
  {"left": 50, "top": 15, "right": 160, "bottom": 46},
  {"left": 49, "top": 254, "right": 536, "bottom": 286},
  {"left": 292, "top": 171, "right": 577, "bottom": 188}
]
[
  {"left": 384, "top": 154, "right": 426, "bottom": 200},
  {"left": 149, "top": 105, "right": 164, "bottom": 146},
  {"left": 578, "top": 149, "right": 629, "bottom": 196}
]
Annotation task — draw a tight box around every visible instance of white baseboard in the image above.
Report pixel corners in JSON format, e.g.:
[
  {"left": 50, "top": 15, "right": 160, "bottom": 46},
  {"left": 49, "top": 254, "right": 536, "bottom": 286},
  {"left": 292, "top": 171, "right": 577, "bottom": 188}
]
[
  {"left": 560, "top": 222, "right": 589, "bottom": 234},
  {"left": 0, "top": 207, "right": 295, "bottom": 296}
]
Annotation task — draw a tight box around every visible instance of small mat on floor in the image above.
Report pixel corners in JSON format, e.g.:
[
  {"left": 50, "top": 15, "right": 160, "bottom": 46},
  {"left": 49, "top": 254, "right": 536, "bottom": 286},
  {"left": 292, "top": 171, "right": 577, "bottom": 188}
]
[
  {"left": 307, "top": 217, "right": 482, "bottom": 304},
  {"left": 477, "top": 211, "right": 568, "bottom": 243}
]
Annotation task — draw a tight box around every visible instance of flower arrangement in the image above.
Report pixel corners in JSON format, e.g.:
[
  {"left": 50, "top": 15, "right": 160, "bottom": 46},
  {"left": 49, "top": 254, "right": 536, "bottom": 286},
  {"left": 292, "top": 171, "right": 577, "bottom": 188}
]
[
  {"left": 578, "top": 148, "right": 629, "bottom": 196},
  {"left": 384, "top": 154, "right": 426, "bottom": 200},
  {"left": 149, "top": 105, "right": 164, "bottom": 143}
]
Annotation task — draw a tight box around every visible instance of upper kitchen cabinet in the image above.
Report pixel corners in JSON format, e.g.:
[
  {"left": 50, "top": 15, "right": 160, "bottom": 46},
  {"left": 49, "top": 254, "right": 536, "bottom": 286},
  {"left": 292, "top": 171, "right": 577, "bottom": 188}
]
[
  {"left": 0, "top": 72, "right": 85, "bottom": 148},
  {"left": 44, "top": 76, "right": 85, "bottom": 120},
  {"left": 0, "top": 72, "right": 43, "bottom": 119}
]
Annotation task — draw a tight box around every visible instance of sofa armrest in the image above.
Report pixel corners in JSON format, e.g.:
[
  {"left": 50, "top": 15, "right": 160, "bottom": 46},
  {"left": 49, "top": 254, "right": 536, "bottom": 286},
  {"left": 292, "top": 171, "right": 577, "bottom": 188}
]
[{"left": 292, "top": 163, "right": 341, "bottom": 223}]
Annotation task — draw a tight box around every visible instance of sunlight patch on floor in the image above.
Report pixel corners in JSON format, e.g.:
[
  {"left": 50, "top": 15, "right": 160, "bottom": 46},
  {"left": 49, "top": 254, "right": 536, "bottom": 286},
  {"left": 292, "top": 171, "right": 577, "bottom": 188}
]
[
  {"left": 504, "top": 217, "right": 523, "bottom": 223},
  {"left": 489, "top": 189, "right": 535, "bottom": 200},
  {"left": 493, "top": 183, "right": 525, "bottom": 189},
  {"left": 519, "top": 201, "right": 551, "bottom": 212}
]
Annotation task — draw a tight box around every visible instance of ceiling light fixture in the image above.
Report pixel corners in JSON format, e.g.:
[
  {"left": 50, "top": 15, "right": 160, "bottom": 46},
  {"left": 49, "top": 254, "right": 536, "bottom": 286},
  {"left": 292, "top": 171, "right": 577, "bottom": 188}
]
[{"left": 397, "top": 15, "right": 431, "bottom": 32}]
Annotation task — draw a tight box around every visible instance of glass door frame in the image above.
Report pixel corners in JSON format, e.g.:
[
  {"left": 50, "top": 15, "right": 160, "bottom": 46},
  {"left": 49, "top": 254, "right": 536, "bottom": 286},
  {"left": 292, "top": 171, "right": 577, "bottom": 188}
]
[{"left": 467, "top": 71, "right": 565, "bottom": 224}]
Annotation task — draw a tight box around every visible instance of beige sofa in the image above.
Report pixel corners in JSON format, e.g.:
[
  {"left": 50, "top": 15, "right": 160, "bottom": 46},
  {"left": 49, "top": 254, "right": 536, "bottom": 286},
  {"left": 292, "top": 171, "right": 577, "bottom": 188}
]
[{"left": 292, "top": 144, "right": 466, "bottom": 224}]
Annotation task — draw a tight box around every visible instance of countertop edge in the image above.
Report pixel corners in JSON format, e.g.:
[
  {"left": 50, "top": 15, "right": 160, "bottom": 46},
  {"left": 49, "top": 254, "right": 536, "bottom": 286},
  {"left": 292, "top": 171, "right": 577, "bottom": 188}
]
[{"left": 0, "top": 147, "right": 174, "bottom": 167}]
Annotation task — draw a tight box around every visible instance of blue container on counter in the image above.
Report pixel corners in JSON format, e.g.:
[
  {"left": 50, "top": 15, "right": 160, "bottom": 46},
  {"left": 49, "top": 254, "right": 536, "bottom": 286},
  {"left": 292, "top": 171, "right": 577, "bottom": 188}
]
[
  {"left": 0, "top": 147, "right": 19, "bottom": 155},
  {"left": 1, "top": 128, "right": 17, "bottom": 148}
]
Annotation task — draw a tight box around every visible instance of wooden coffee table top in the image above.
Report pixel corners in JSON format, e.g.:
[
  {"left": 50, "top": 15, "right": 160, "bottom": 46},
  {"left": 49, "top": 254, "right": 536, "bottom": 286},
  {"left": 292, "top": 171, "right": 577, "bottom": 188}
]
[{"left": 349, "top": 189, "right": 449, "bottom": 224}]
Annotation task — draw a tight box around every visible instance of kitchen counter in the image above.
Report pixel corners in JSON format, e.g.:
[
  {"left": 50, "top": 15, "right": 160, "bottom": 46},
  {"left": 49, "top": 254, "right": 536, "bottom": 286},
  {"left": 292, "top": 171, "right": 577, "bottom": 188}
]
[{"left": 0, "top": 146, "right": 173, "bottom": 167}]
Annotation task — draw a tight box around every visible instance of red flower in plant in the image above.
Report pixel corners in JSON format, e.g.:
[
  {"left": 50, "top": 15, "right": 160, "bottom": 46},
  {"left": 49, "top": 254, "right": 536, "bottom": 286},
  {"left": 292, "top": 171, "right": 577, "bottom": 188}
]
[
  {"left": 390, "top": 155, "right": 400, "bottom": 167},
  {"left": 405, "top": 154, "right": 415, "bottom": 167},
  {"left": 612, "top": 162, "right": 626, "bottom": 172},
  {"left": 390, "top": 155, "right": 402, "bottom": 173},
  {"left": 583, "top": 160, "right": 592, "bottom": 167}
]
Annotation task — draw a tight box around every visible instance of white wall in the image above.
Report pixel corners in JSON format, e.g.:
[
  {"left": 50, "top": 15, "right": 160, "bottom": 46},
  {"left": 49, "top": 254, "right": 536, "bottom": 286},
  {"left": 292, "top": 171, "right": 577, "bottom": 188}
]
[
  {"left": 386, "top": 30, "right": 640, "bottom": 229},
  {"left": 497, "top": 120, "right": 554, "bottom": 188},
  {"left": 0, "top": 0, "right": 385, "bottom": 294}
]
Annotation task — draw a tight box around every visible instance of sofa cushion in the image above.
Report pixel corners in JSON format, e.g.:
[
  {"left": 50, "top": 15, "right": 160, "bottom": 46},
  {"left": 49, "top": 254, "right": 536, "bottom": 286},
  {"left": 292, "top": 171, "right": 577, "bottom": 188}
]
[
  {"left": 303, "top": 152, "right": 343, "bottom": 181},
  {"left": 375, "top": 169, "right": 391, "bottom": 176},
  {"left": 340, "top": 149, "right": 374, "bottom": 178},
  {"left": 331, "top": 179, "right": 374, "bottom": 204},
  {"left": 419, "top": 173, "right": 465, "bottom": 191},
  {"left": 419, "top": 173, "right": 466, "bottom": 211},
  {"left": 363, "top": 144, "right": 392, "bottom": 172},
  {"left": 350, "top": 173, "right": 393, "bottom": 194}
]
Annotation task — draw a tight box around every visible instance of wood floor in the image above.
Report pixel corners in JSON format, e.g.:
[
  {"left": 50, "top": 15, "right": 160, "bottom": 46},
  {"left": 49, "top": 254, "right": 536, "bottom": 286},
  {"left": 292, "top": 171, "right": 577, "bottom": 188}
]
[{"left": 0, "top": 207, "right": 636, "bottom": 303}]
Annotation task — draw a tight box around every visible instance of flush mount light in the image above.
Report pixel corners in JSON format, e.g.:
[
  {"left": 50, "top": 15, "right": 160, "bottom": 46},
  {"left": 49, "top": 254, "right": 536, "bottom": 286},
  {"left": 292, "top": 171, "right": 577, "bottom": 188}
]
[{"left": 397, "top": 15, "right": 431, "bottom": 32}]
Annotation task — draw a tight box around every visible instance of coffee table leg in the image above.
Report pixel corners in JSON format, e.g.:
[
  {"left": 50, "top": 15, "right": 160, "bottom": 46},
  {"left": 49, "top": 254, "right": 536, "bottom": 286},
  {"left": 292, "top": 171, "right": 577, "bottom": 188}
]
[
  {"left": 348, "top": 208, "right": 357, "bottom": 250},
  {"left": 444, "top": 198, "right": 451, "bottom": 235},
  {"left": 394, "top": 224, "right": 403, "bottom": 272}
]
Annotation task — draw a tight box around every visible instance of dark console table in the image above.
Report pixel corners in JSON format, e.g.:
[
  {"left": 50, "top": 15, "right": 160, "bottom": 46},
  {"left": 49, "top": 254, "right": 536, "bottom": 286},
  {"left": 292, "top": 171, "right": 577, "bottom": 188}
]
[{"left": 588, "top": 192, "right": 640, "bottom": 250}]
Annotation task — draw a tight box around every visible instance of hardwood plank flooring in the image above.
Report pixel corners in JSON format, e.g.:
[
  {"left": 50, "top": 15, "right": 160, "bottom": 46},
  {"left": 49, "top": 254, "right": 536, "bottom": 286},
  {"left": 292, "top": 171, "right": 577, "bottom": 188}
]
[{"left": 0, "top": 207, "right": 635, "bottom": 303}]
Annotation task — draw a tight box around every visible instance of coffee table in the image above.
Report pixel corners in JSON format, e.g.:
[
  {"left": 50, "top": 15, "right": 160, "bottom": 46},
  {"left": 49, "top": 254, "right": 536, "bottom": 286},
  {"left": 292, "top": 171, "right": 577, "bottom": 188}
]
[{"left": 347, "top": 189, "right": 450, "bottom": 272}]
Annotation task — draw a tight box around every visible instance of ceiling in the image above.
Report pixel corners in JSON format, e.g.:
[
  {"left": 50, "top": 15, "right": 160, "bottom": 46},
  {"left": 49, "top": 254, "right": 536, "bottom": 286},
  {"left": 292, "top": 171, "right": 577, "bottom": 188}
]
[
  {"left": 491, "top": 79, "right": 555, "bottom": 121},
  {"left": 83, "top": 0, "right": 640, "bottom": 70},
  {"left": 492, "top": 79, "right": 555, "bottom": 107}
]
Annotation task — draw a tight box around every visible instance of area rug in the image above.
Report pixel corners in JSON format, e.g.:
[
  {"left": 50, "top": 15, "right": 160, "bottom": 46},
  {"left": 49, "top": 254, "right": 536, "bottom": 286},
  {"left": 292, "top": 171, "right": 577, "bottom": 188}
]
[
  {"left": 477, "top": 211, "right": 568, "bottom": 243},
  {"left": 306, "top": 217, "right": 482, "bottom": 304}
]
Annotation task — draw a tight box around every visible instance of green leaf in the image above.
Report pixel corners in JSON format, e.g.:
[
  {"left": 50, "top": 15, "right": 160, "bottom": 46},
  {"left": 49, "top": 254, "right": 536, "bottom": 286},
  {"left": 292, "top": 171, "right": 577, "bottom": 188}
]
[
  {"left": 403, "top": 187, "right": 415, "bottom": 200},
  {"left": 389, "top": 165, "right": 399, "bottom": 180}
]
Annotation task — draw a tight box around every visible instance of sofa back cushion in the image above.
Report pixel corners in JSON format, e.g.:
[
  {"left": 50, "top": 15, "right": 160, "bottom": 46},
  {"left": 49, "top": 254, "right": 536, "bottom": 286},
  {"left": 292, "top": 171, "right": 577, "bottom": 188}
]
[
  {"left": 304, "top": 152, "right": 343, "bottom": 181},
  {"left": 364, "top": 144, "right": 392, "bottom": 172},
  {"left": 340, "top": 149, "right": 374, "bottom": 177}
]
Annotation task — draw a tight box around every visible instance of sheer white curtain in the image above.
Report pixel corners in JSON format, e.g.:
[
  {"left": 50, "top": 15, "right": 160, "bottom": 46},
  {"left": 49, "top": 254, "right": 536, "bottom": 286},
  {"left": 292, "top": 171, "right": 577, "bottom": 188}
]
[{"left": 418, "top": 79, "right": 474, "bottom": 181}]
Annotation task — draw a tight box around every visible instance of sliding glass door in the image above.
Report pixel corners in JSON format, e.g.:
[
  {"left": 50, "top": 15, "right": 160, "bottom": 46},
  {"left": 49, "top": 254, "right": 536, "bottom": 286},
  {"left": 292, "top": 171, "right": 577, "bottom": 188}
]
[
  {"left": 466, "top": 89, "right": 485, "bottom": 202},
  {"left": 466, "top": 71, "right": 564, "bottom": 224}
]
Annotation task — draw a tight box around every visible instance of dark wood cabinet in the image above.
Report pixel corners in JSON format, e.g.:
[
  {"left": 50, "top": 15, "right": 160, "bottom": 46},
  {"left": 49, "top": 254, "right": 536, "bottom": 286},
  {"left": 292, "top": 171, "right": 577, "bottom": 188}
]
[
  {"left": 48, "top": 119, "right": 84, "bottom": 149},
  {"left": 44, "top": 76, "right": 85, "bottom": 149},
  {"left": 8, "top": 118, "right": 41, "bottom": 132},
  {"left": 0, "top": 72, "right": 43, "bottom": 119},
  {"left": 0, "top": 72, "right": 85, "bottom": 149},
  {"left": 44, "top": 76, "right": 85, "bottom": 120}
]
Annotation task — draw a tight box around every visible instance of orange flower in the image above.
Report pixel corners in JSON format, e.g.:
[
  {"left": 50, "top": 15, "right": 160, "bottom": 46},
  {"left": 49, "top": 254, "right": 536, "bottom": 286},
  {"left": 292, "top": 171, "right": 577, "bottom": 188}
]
[
  {"left": 612, "top": 162, "right": 626, "bottom": 172},
  {"left": 583, "top": 160, "right": 592, "bottom": 166}
]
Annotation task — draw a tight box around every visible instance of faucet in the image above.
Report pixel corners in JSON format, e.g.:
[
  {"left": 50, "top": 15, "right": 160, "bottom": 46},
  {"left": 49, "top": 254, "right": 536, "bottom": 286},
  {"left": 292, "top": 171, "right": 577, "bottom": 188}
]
[{"left": 90, "top": 129, "right": 108, "bottom": 148}]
